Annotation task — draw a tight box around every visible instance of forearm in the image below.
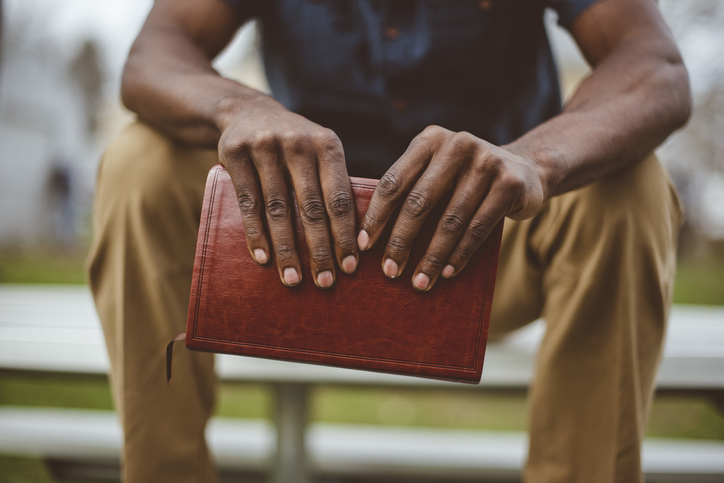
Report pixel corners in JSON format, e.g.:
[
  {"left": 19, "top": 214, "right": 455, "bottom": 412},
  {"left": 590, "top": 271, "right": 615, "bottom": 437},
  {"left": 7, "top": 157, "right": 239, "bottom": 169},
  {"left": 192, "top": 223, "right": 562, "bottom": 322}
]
[
  {"left": 121, "top": 5, "right": 273, "bottom": 148},
  {"left": 506, "top": 18, "right": 691, "bottom": 199}
]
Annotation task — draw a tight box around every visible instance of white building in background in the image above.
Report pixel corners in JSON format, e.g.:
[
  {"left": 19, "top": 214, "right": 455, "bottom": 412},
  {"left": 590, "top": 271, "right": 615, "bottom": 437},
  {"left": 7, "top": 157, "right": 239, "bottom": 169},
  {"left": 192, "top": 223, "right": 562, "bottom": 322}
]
[{"left": 0, "top": 36, "right": 99, "bottom": 247}]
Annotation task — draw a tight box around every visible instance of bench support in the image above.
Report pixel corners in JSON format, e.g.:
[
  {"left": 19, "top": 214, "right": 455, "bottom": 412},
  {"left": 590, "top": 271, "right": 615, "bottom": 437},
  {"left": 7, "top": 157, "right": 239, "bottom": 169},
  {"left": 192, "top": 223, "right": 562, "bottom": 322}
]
[{"left": 272, "top": 382, "right": 309, "bottom": 483}]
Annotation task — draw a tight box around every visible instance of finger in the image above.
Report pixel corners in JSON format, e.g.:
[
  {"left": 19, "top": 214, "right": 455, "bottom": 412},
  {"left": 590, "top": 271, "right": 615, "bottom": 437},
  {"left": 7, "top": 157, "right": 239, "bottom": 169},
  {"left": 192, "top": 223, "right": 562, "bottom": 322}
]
[
  {"left": 410, "top": 178, "right": 492, "bottom": 291},
  {"left": 315, "top": 130, "right": 358, "bottom": 274},
  {"left": 223, "top": 152, "right": 271, "bottom": 265},
  {"left": 443, "top": 184, "right": 509, "bottom": 279},
  {"left": 381, "top": 154, "right": 459, "bottom": 279},
  {"left": 358, "top": 132, "right": 438, "bottom": 252},
  {"left": 251, "top": 138, "right": 303, "bottom": 287},
  {"left": 284, "top": 142, "right": 337, "bottom": 289}
]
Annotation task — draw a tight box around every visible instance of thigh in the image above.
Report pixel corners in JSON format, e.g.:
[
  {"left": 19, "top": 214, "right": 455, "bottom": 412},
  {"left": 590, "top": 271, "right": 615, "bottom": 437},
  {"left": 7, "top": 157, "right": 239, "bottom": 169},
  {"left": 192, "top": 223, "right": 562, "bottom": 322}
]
[
  {"left": 88, "top": 121, "right": 220, "bottom": 482},
  {"left": 488, "top": 204, "right": 551, "bottom": 338},
  {"left": 89, "top": 121, "right": 219, "bottom": 277}
]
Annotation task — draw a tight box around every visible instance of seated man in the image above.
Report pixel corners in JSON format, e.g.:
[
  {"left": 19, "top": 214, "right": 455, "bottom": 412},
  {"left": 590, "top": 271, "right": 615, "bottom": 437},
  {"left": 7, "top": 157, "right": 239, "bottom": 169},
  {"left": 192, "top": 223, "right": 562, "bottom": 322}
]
[{"left": 86, "top": 0, "right": 690, "bottom": 481}]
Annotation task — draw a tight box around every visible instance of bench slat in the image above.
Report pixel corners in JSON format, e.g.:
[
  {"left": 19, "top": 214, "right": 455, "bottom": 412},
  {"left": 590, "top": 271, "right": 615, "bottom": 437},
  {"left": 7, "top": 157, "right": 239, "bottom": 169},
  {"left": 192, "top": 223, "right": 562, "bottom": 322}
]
[
  {"left": 1, "top": 407, "right": 723, "bottom": 481},
  {"left": 1, "top": 284, "right": 723, "bottom": 389}
]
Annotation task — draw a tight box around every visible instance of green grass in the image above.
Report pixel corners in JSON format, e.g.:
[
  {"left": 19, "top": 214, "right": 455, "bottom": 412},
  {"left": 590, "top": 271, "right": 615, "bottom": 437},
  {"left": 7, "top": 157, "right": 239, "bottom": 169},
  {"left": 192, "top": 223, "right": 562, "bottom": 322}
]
[
  {"left": 647, "top": 398, "right": 724, "bottom": 440},
  {"left": 672, "top": 256, "right": 724, "bottom": 305},
  {"left": 0, "top": 374, "right": 113, "bottom": 410},
  {"left": 0, "top": 457, "right": 56, "bottom": 483},
  {"left": 0, "top": 252, "right": 87, "bottom": 285},
  {"left": 2, "top": 373, "right": 723, "bottom": 440},
  {"left": 311, "top": 387, "right": 531, "bottom": 431},
  {"left": 2, "top": 249, "right": 722, "bottom": 304},
  {"left": 212, "top": 383, "right": 271, "bottom": 420}
]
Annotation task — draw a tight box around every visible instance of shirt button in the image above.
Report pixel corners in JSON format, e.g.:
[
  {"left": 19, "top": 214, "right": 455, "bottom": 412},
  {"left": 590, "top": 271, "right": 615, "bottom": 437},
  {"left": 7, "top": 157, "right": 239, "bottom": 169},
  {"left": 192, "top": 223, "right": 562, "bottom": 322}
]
[
  {"left": 392, "top": 99, "right": 408, "bottom": 112},
  {"left": 383, "top": 25, "right": 401, "bottom": 41},
  {"left": 478, "top": 0, "right": 494, "bottom": 12}
]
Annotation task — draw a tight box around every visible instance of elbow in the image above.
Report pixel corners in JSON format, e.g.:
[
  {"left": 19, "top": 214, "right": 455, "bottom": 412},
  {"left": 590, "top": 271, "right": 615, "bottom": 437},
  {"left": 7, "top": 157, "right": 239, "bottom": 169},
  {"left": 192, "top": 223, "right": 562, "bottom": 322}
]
[
  {"left": 665, "top": 57, "right": 692, "bottom": 132},
  {"left": 120, "top": 67, "right": 133, "bottom": 113},
  {"left": 674, "top": 75, "right": 692, "bottom": 131},
  {"left": 120, "top": 43, "right": 145, "bottom": 115}
]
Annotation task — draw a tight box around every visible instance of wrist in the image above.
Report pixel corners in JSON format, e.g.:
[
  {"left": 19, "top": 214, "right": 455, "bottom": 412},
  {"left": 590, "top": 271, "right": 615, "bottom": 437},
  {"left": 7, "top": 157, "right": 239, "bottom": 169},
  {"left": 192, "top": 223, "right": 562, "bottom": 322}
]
[
  {"left": 504, "top": 140, "right": 561, "bottom": 201},
  {"left": 212, "top": 90, "right": 284, "bottom": 133}
]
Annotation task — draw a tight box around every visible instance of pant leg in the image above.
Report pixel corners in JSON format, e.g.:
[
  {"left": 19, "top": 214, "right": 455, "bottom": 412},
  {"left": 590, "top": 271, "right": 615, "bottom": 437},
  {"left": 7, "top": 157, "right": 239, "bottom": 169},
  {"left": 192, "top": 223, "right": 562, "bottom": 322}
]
[
  {"left": 87, "top": 121, "right": 220, "bottom": 483},
  {"left": 490, "top": 154, "right": 682, "bottom": 482}
]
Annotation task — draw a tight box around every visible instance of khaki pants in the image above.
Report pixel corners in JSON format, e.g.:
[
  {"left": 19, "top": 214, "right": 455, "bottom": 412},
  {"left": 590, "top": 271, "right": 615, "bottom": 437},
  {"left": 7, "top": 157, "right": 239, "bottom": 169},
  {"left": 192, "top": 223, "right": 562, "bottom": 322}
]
[{"left": 87, "top": 121, "right": 682, "bottom": 483}]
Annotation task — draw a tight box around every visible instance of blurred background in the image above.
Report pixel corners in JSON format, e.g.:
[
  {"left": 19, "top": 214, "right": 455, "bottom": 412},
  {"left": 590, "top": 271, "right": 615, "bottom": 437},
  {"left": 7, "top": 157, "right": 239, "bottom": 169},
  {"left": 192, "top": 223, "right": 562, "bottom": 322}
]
[{"left": 0, "top": 0, "right": 722, "bottom": 482}]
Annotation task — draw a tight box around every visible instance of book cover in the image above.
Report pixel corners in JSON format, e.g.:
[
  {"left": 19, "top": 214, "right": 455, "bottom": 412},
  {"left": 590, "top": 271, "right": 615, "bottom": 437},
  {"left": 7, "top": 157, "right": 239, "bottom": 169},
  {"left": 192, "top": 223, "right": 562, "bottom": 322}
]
[{"left": 185, "top": 165, "right": 502, "bottom": 383}]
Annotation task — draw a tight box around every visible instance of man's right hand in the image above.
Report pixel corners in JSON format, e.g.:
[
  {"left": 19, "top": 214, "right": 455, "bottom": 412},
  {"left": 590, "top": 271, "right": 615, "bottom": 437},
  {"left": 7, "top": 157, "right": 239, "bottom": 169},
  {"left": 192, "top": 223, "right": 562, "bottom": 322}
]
[
  {"left": 216, "top": 95, "right": 358, "bottom": 288},
  {"left": 122, "top": 0, "right": 357, "bottom": 288}
]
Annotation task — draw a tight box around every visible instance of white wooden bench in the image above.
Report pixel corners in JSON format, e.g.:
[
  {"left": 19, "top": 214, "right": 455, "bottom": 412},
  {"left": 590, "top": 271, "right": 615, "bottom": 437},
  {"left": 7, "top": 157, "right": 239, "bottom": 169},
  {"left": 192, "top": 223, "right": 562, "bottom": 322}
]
[
  {"left": 3, "top": 406, "right": 724, "bottom": 483},
  {"left": 1, "top": 284, "right": 724, "bottom": 482}
]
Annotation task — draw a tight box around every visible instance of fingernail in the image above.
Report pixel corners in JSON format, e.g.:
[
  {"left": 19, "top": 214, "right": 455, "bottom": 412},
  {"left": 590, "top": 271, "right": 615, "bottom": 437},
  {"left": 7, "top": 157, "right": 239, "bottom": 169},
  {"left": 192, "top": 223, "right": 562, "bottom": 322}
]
[
  {"left": 383, "top": 258, "right": 399, "bottom": 278},
  {"left": 442, "top": 264, "right": 455, "bottom": 278},
  {"left": 342, "top": 255, "right": 357, "bottom": 273},
  {"left": 317, "top": 270, "right": 334, "bottom": 288},
  {"left": 283, "top": 267, "right": 300, "bottom": 286},
  {"left": 357, "top": 230, "right": 370, "bottom": 251},
  {"left": 413, "top": 273, "right": 429, "bottom": 291},
  {"left": 254, "top": 249, "right": 268, "bottom": 264}
]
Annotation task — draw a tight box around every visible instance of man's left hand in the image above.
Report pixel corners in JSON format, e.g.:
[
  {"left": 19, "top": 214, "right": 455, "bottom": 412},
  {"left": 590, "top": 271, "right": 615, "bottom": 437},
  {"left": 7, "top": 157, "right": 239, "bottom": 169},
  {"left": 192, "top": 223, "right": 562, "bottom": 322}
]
[{"left": 357, "top": 125, "right": 548, "bottom": 291}]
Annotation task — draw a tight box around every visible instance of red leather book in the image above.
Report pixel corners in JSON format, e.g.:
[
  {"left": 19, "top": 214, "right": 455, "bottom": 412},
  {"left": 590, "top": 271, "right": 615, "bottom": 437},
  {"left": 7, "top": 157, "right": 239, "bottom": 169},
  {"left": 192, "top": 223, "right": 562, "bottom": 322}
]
[{"left": 185, "top": 165, "right": 503, "bottom": 384}]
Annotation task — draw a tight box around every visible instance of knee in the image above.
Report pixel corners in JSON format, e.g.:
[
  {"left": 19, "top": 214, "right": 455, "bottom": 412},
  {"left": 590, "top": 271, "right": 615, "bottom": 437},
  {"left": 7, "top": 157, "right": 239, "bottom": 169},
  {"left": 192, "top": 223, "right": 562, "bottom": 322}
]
[
  {"left": 95, "top": 122, "right": 217, "bottom": 220},
  {"left": 88, "top": 122, "right": 217, "bottom": 283},
  {"left": 542, "top": 154, "right": 683, "bottom": 302},
  {"left": 567, "top": 154, "right": 682, "bottom": 251},
  {"left": 96, "top": 122, "right": 186, "bottom": 212}
]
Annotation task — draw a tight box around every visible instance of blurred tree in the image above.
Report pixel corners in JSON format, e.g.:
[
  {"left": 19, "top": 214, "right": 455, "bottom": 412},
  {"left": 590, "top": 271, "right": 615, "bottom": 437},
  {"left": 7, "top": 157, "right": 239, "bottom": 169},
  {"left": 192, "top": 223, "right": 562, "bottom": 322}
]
[
  {"left": 69, "top": 39, "right": 105, "bottom": 133},
  {"left": 659, "top": 0, "right": 724, "bottom": 248}
]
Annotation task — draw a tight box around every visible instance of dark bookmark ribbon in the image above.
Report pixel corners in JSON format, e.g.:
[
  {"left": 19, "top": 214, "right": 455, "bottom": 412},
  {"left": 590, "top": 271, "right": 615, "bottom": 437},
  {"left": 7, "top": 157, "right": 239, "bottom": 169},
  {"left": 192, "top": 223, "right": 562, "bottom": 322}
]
[{"left": 166, "top": 333, "right": 186, "bottom": 384}]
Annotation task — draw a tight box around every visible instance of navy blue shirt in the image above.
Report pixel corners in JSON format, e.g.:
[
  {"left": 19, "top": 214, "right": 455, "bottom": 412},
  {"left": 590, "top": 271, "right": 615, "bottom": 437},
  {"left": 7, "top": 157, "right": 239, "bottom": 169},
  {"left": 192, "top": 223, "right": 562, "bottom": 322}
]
[{"left": 224, "top": 0, "right": 600, "bottom": 178}]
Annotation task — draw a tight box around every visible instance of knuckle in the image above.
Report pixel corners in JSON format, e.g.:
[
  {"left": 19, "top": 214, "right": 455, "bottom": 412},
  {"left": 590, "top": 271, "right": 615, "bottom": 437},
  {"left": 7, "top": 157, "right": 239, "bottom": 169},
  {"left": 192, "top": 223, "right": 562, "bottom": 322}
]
[
  {"left": 474, "top": 152, "right": 502, "bottom": 175},
  {"left": 387, "top": 235, "right": 409, "bottom": 254},
  {"left": 468, "top": 218, "right": 490, "bottom": 240},
  {"left": 439, "top": 210, "right": 466, "bottom": 235},
  {"left": 501, "top": 172, "right": 527, "bottom": 194},
  {"left": 327, "top": 191, "right": 354, "bottom": 217},
  {"left": 403, "top": 190, "right": 431, "bottom": 218},
  {"left": 266, "top": 197, "right": 291, "bottom": 220},
  {"left": 450, "top": 131, "right": 478, "bottom": 156},
  {"left": 300, "top": 197, "right": 327, "bottom": 223},
  {"left": 222, "top": 141, "right": 250, "bottom": 160},
  {"left": 244, "top": 225, "right": 262, "bottom": 239},
  {"left": 250, "top": 130, "right": 277, "bottom": 152},
  {"left": 378, "top": 171, "right": 403, "bottom": 199},
  {"left": 275, "top": 243, "right": 295, "bottom": 260},
  {"left": 311, "top": 247, "right": 334, "bottom": 266},
  {"left": 423, "top": 253, "right": 445, "bottom": 269},
  {"left": 362, "top": 209, "right": 381, "bottom": 229},
  {"left": 280, "top": 130, "right": 311, "bottom": 155},
  {"left": 334, "top": 235, "right": 357, "bottom": 250},
  {"left": 451, "top": 247, "right": 472, "bottom": 263},
  {"left": 420, "top": 125, "right": 447, "bottom": 141},
  {"left": 314, "top": 129, "right": 343, "bottom": 154},
  {"left": 237, "top": 192, "right": 259, "bottom": 215}
]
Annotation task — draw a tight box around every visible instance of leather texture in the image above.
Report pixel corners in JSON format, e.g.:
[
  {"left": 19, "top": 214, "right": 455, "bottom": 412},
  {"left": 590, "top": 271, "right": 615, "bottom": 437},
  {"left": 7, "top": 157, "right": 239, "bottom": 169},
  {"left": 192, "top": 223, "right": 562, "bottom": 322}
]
[{"left": 186, "top": 165, "right": 503, "bottom": 383}]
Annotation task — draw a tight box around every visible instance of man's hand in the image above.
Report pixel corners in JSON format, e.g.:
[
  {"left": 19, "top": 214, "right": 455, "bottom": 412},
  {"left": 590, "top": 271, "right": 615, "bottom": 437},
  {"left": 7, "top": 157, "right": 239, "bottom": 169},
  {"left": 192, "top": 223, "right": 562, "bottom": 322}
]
[
  {"left": 218, "top": 95, "right": 358, "bottom": 288},
  {"left": 358, "top": 125, "right": 546, "bottom": 292},
  {"left": 122, "top": 0, "right": 359, "bottom": 289},
  {"left": 357, "top": 0, "right": 692, "bottom": 293}
]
